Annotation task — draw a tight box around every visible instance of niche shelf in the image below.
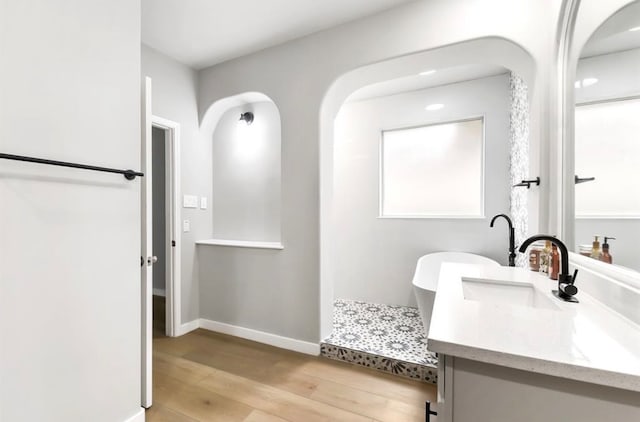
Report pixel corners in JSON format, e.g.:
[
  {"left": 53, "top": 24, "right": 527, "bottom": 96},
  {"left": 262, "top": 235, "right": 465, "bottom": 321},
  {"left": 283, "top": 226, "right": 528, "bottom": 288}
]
[{"left": 196, "top": 239, "right": 284, "bottom": 250}]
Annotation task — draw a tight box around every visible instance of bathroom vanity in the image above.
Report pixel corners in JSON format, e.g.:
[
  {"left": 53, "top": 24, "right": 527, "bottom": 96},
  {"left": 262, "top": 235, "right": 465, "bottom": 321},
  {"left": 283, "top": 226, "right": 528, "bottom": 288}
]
[{"left": 428, "top": 263, "right": 640, "bottom": 422}]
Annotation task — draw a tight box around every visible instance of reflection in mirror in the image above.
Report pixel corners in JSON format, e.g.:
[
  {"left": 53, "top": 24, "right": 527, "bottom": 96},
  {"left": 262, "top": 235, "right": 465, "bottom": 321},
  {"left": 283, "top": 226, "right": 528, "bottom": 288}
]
[{"left": 574, "top": 1, "right": 640, "bottom": 271}]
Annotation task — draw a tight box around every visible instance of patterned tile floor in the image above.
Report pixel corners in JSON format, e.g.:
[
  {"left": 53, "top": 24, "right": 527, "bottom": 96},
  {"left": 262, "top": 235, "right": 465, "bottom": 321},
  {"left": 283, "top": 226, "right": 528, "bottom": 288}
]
[{"left": 321, "top": 299, "right": 438, "bottom": 383}]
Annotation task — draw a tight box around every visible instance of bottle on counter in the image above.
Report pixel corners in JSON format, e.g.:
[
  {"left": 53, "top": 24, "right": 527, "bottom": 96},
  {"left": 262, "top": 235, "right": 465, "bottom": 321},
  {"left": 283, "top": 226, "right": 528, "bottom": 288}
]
[
  {"left": 590, "top": 236, "right": 601, "bottom": 259},
  {"left": 599, "top": 236, "right": 616, "bottom": 264},
  {"left": 528, "top": 241, "right": 544, "bottom": 272},
  {"left": 539, "top": 240, "right": 552, "bottom": 274},
  {"left": 549, "top": 244, "right": 559, "bottom": 280}
]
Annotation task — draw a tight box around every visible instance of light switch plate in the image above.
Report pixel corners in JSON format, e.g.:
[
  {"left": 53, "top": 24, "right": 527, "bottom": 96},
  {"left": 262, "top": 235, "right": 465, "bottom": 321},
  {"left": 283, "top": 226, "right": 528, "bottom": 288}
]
[
  {"left": 183, "top": 195, "right": 198, "bottom": 208},
  {"left": 200, "top": 197, "right": 207, "bottom": 210},
  {"left": 183, "top": 220, "right": 190, "bottom": 232}
]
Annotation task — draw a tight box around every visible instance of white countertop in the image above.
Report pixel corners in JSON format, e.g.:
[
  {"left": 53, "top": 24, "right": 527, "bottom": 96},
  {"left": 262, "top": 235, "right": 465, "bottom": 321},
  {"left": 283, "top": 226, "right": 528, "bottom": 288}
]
[{"left": 427, "top": 263, "right": 640, "bottom": 392}]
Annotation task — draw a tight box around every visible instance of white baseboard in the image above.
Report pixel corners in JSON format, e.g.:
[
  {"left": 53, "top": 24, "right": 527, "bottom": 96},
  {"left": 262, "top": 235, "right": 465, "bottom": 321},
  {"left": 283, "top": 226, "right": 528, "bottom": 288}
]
[
  {"left": 123, "top": 408, "right": 145, "bottom": 422},
  {"left": 198, "top": 318, "right": 320, "bottom": 355},
  {"left": 175, "top": 319, "right": 200, "bottom": 336},
  {"left": 152, "top": 288, "right": 166, "bottom": 297},
  {"left": 170, "top": 318, "right": 320, "bottom": 355}
]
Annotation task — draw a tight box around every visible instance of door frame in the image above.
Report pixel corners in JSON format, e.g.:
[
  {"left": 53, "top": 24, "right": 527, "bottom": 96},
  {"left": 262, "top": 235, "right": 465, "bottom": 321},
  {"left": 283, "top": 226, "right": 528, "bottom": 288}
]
[{"left": 151, "top": 115, "right": 181, "bottom": 337}]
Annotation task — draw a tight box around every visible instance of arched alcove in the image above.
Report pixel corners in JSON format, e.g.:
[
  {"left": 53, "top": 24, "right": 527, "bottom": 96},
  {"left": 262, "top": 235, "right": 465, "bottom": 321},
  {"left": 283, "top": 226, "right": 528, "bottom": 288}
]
[
  {"left": 200, "top": 92, "right": 282, "bottom": 245},
  {"left": 319, "top": 37, "right": 536, "bottom": 339}
]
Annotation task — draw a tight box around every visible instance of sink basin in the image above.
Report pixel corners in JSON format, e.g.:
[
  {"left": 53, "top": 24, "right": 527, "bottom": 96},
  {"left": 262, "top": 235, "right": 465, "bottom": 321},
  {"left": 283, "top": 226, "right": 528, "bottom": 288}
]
[{"left": 461, "top": 277, "right": 559, "bottom": 310}]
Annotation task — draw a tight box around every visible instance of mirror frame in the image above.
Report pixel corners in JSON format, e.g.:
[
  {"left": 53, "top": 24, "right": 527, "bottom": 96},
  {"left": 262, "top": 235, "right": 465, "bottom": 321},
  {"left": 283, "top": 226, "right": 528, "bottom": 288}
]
[{"left": 560, "top": 0, "right": 640, "bottom": 289}]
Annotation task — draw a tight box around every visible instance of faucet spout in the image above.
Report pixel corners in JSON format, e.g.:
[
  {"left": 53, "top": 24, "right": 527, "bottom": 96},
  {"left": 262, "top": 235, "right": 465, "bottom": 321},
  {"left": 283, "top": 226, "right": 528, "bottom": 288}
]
[
  {"left": 490, "top": 214, "right": 516, "bottom": 267},
  {"left": 518, "top": 235, "right": 579, "bottom": 302}
]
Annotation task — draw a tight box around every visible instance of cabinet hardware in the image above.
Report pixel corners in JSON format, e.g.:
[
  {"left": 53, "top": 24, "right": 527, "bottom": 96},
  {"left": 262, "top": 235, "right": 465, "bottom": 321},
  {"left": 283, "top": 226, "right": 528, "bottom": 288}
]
[{"left": 426, "top": 401, "right": 438, "bottom": 421}]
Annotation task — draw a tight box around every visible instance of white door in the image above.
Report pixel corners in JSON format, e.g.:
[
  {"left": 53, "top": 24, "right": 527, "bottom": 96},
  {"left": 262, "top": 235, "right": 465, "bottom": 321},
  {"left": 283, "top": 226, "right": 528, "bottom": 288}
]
[{"left": 141, "top": 76, "right": 154, "bottom": 408}]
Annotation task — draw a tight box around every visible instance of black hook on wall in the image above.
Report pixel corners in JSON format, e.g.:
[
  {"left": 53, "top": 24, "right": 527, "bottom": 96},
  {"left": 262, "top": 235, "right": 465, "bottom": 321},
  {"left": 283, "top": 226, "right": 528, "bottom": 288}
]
[
  {"left": 513, "top": 177, "right": 540, "bottom": 189},
  {"left": 575, "top": 175, "right": 596, "bottom": 184}
]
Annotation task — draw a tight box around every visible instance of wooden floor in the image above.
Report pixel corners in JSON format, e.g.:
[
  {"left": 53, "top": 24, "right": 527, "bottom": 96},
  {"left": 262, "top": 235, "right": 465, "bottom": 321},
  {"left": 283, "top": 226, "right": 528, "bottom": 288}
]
[{"left": 147, "top": 329, "right": 437, "bottom": 422}]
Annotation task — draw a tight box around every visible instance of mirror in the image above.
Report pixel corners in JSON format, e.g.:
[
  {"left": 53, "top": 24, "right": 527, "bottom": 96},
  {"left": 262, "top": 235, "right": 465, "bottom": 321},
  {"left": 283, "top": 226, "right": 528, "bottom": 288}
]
[{"left": 573, "top": 1, "right": 640, "bottom": 271}]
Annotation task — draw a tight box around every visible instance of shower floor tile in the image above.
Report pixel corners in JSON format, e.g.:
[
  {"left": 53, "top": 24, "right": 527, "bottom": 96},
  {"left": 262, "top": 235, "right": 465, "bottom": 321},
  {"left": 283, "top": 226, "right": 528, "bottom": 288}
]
[{"left": 321, "top": 299, "right": 438, "bottom": 383}]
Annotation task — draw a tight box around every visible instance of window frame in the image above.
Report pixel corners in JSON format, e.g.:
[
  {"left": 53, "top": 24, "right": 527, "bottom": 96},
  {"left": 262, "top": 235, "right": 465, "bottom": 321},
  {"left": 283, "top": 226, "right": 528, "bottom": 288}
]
[{"left": 378, "top": 116, "right": 486, "bottom": 219}]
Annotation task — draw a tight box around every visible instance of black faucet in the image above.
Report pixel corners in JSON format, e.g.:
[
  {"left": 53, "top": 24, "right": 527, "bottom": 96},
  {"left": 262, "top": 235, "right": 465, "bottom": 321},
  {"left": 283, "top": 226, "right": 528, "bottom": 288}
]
[
  {"left": 518, "top": 235, "right": 579, "bottom": 302},
  {"left": 490, "top": 214, "right": 516, "bottom": 267}
]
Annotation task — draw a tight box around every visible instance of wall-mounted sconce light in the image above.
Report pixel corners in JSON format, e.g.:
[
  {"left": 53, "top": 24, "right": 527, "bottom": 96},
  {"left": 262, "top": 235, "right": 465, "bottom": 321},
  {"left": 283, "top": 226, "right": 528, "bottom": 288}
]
[{"left": 239, "top": 111, "right": 254, "bottom": 125}]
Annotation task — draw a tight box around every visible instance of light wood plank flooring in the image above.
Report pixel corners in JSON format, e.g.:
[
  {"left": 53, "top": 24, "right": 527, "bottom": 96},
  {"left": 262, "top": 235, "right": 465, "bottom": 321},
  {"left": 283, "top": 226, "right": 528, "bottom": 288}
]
[{"left": 148, "top": 329, "right": 437, "bottom": 421}]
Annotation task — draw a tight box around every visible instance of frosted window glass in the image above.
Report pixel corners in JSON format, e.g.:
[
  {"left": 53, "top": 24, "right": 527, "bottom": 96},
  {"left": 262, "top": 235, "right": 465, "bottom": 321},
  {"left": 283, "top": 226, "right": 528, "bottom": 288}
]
[
  {"left": 381, "top": 119, "right": 484, "bottom": 217},
  {"left": 575, "top": 99, "right": 640, "bottom": 217}
]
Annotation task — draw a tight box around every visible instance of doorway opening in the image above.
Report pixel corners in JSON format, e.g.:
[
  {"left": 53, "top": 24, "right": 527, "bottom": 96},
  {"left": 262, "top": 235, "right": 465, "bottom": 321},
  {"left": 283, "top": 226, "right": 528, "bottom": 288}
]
[
  {"left": 150, "top": 116, "right": 181, "bottom": 339},
  {"left": 151, "top": 126, "right": 168, "bottom": 338}
]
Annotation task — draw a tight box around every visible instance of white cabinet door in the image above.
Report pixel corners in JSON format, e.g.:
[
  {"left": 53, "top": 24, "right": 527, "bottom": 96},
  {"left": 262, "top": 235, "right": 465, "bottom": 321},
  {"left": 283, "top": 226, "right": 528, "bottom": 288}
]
[
  {"left": 435, "top": 354, "right": 453, "bottom": 422},
  {"left": 450, "top": 357, "right": 640, "bottom": 422}
]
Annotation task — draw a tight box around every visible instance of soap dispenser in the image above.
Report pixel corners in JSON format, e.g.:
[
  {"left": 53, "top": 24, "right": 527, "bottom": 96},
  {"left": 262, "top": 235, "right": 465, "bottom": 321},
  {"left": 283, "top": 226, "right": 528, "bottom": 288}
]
[
  {"left": 600, "top": 237, "right": 615, "bottom": 264},
  {"left": 590, "top": 236, "right": 601, "bottom": 259}
]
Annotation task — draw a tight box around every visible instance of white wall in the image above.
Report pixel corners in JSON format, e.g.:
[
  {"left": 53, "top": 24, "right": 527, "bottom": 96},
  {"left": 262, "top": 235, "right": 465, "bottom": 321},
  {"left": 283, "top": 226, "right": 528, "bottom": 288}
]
[
  {"left": 574, "top": 48, "right": 640, "bottom": 271},
  {"left": 575, "top": 49, "right": 640, "bottom": 103},
  {"left": 333, "top": 74, "right": 511, "bottom": 306},
  {"left": 197, "top": 0, "right": 562, "bottom": 343},
  {"left": 141, "top": 44, "right": 208, "bottom": 324},
  {"left": 211, "top": 101, "right": 281, "bottom": 242},
  {"left": 0, "top": 1, "right": 142, "bottom": 421}
]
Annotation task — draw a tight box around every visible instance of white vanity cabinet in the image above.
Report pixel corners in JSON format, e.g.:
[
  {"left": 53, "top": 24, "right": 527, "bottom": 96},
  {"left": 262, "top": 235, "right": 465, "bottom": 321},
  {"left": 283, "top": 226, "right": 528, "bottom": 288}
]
[
  {"left": 429, "top": 264, "right": 640, "bottom": 422},
  {"left": 435, "top": 354, "right": 640, "bottom": 422}
]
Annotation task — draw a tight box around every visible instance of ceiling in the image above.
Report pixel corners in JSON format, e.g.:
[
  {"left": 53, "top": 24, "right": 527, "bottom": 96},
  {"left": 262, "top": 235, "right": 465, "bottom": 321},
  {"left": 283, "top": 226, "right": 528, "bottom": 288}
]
[
  {"left": 346, "top": 64, "right": 508, "bottom": 103},
  {"left": 581, "top": 1, "right": 640, "bottom": 58},
  {"left": 142, "top": 0, "right": 416, "bottom": 69}
]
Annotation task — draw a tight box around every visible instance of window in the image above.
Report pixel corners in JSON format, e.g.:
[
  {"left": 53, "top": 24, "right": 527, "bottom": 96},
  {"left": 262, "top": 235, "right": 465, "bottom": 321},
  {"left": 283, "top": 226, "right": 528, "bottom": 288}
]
[
  {"left": 380, "top": 118, "right": 484, "bottom": 217},
  {"left": 575, "top": 98, "right": 640, "bottom": 218}
]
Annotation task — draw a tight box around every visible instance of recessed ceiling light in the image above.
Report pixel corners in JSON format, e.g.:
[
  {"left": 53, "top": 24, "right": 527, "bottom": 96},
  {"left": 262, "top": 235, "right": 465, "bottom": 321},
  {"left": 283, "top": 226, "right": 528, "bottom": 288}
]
[
  {"left": 419, "top": 69, "right": 436, "bottom": 76},
  {"left": 629, "top": 26, "right": 640, "bottom": 32},
  {"left": 425, "top": 103, "right": 444, "bottom": 111},
  {"left": 575, "top": 78, "right": 598, "bottom": 89}
]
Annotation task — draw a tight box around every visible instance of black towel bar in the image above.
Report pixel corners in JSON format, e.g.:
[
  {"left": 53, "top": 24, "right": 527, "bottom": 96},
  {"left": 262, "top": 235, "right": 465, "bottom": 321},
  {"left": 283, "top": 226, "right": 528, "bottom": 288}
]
[{"left": 0, "top": 153, "right": 144, "bottom": 180}]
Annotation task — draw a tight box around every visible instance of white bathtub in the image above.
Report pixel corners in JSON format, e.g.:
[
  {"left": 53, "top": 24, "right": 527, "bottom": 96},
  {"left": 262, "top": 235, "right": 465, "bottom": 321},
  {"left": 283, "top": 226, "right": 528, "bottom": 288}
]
[{"left": 412, "top": 252, "right": 500, "bottom": 336}]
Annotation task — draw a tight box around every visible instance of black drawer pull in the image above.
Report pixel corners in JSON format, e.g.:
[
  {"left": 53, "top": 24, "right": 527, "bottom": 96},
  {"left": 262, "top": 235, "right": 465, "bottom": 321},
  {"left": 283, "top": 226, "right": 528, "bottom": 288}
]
[{"left": 426, "top": 401, "right": 438, "bottom": 421}]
